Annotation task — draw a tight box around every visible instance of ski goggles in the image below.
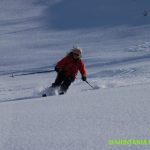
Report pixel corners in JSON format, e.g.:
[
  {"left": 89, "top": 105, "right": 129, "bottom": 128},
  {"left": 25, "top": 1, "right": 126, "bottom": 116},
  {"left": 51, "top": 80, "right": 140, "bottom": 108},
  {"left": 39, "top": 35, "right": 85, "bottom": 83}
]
[{"left": 73, "top": 52, "right": 80, "bottom": 57}]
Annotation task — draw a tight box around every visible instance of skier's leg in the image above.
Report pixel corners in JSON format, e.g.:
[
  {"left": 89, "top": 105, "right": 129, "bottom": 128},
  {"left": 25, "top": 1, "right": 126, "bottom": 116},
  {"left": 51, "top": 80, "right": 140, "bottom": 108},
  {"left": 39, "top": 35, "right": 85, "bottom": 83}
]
[
  {"left": 52, "top": 73, "right": 64, "bottom": 87},
  {"left": 42, "top": 79, "right": 62, "bottom": 97},
  {"left": 42, "top": 74, "right": 65, "bottom": 97},
  {"left": 59, "top": 76, "right": 74, "bottom": 94}
]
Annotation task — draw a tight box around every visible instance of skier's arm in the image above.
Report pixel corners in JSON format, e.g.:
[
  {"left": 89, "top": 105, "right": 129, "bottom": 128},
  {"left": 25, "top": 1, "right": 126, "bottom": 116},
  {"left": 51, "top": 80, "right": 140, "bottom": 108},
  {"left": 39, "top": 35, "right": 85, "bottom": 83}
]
[
  {"left": 79, "top": 60, "right": 87, "bottom": 81},
  {"left": 55, "top": 56, "right": 68, "bottom": 73}
]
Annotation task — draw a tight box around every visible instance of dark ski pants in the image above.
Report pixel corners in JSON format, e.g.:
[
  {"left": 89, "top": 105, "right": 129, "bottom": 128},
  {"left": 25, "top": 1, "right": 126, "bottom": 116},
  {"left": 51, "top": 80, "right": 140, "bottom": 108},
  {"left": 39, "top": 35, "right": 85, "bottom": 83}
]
[{"left": 52, "top": 73, "right": 74, "bottom": 93}]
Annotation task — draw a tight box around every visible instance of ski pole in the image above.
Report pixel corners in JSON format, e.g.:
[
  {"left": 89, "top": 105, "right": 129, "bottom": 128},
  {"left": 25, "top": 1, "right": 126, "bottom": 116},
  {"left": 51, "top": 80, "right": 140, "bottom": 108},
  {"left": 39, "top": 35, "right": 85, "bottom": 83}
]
[
  {"left": 85, "top": 80, "right": 95, "bottom": 89},
  {"left": 10, "top": 69, "right": 55, "bottom": 77}
]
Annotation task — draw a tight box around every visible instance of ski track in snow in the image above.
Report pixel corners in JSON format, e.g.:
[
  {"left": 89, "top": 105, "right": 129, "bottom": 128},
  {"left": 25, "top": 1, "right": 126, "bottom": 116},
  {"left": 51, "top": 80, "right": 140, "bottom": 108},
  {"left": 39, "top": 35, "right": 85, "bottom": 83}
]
[{"left": 1, "top": 72, "right": 150, "bottom": 103}]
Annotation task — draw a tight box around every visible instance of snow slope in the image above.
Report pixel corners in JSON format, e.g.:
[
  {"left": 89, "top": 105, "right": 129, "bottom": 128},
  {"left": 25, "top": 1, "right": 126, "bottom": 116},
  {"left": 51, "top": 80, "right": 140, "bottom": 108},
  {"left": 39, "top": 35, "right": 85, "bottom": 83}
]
[
  {"left": 0, "top": 0, "right": 150, "bottom": 150},
  {"left": 1, "top": 78, "right": 150, "bottom": 150}
]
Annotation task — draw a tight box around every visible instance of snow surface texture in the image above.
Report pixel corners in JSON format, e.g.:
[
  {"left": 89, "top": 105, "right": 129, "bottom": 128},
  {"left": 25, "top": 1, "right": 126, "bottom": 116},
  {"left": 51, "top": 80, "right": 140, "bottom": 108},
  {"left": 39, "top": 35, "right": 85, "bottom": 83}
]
[{"left": 0, "top": 0, "right": 150, "bottom": 150}]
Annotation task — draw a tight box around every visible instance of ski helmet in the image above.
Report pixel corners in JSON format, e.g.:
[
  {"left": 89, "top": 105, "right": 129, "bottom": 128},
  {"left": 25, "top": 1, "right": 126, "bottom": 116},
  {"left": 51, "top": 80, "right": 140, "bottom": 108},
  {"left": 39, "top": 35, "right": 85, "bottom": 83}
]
[{"left": 71, "top": 46, "right": 82, "bottom": 58}]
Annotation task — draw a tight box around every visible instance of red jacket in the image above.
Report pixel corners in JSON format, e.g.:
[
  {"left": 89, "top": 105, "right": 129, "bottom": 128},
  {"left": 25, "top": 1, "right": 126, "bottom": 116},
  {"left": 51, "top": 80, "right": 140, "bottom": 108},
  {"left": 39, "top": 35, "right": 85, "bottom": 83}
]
[{"left": 56, "top": 53, "right": 86, "bottom": 80}]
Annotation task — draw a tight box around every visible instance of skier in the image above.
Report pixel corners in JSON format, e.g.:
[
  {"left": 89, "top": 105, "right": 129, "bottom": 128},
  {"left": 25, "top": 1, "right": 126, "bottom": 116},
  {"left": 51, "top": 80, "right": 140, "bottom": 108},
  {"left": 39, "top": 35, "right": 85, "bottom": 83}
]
[{"left": 43, "top": 47, "right": 87, "bottom": 96}]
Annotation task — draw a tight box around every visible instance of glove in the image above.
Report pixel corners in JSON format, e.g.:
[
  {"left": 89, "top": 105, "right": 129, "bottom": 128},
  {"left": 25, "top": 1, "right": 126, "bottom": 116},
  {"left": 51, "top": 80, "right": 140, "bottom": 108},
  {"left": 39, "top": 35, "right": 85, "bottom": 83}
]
[{"left": 82, "top": 76, "right": 87, "bottom": 81}]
